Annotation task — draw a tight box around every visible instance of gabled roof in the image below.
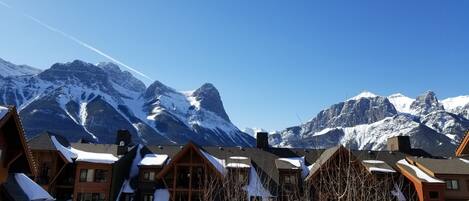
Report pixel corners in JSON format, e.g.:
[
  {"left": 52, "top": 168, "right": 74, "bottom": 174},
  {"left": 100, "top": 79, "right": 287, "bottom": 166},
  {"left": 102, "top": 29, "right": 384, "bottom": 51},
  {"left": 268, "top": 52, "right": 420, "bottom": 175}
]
[
  {"left": 396, "top": 158, "right": 444, "bottom": 184},
  {"left": 71, "top": 143, "right": 120, "bottom": 156},
  {"left": 155, "top": 142, "right": 226, "bottom": 179},
  {"left": 306, "top": 145, "right": 349, "bottom": 180},
  {"left": 456, "top": 130, "right": 469, "bottom": 157},
  {"left": 407, "top": 156, "right": 469, "bottom": 176},
  {"left": 28, "top": 131, "right": 70, "bottom": 151},
  {"left": 0, "top": 106, "right": 37, "bottom": 176}
]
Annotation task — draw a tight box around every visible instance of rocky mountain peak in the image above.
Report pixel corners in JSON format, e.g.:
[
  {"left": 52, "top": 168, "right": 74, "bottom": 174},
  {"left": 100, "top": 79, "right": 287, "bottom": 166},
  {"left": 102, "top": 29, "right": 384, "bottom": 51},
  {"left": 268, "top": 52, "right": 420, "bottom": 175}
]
[
  {"left": 192, "top": 83, "right": 231, "bottom": 122},
  {"left": 348, "top": 91, "right": 378, "bottom": 101},
  {"left": 143, "top": 80, "right": 175, "bottom": 100},
  {"left": 301, "top": 94, "right": 397, "bottom": 134},
  {"left": 97, "top": 62, "right": 146, "bottom": 93},
  {"left": 410, "top": 91, "right": 445, "bottom": 116},
  {"left": 38, "top": 60, "right": 111, "bottom": 88}
]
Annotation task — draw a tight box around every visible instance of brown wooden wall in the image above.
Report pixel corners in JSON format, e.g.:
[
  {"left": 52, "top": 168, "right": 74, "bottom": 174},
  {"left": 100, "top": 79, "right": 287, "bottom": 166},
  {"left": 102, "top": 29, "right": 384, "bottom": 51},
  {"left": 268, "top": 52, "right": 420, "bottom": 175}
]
[{"left": 73, "top": 162, "right": 113, "bottom": 201}]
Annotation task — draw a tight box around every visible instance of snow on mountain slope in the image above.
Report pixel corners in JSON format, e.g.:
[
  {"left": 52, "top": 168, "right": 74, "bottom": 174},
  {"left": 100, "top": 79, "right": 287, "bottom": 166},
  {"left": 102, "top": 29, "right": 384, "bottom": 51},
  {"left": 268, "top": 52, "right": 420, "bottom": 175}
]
[
  {"left": 0, "top": 58, "right": 41, "bottom": 77},
  {"left": 441, "top": 96, "right": 469, "bottom": 120},
  {"left": 348, "top": 91, "right": 378, "bottom": 101},
  {"left": 242, "top": 128, "right": 268, "bottom": 138},
  {"left": 0, "top": 59, "right": 254, "bottom": 146},
  {"left": 442, "top": 96, "right": 469, "bottom": 111},
  {"left": 273, "top": 91, "right": 467, "bottom": 156},
  {"left": 388, "top": 93, "right": 414, "bottom": 114}
]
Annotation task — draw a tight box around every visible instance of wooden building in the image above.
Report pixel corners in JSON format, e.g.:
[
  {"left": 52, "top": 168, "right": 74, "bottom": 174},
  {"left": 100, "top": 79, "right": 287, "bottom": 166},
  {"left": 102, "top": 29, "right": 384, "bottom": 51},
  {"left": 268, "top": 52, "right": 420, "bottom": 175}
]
[
  {"left": 112, "top": 134, "right": 434, "bottom": 201},
  {"left": 29, "top": 132, "right": 76, "bottom": 200},
  {"left": 0, "top": 106, "right": 53, "bottom": 201}
]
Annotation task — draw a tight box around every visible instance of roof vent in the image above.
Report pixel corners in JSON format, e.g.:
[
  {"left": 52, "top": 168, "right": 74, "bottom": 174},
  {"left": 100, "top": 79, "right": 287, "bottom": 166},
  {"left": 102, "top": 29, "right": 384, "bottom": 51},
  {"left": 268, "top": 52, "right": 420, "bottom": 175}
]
[
  {"left": 158, "top": 145, "right": 163, "bottom": 149},
  {"left": 179, "top": 146, "right": 184, "bottom": 149},
  {"left": 236, "top": 146, "right": 244, "bottom": 150},
  {"left": 367, "top": 150, "right": 372, "bottom": 154},
  {"left": 218, "top": 147, "right": 223, "bottom": 150}
]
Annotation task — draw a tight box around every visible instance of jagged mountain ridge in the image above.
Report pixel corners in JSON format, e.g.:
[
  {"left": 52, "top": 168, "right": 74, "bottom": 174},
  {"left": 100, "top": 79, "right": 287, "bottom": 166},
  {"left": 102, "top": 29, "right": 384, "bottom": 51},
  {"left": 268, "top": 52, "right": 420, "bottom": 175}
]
[
  {"left": 0, "top": 58, "right": 254, "bottom": 146},
  {"left": 271, "top": 91, "right": 469, "bottom": 156},
  {"left": 0, "top": 58, "right": 41, "bottom": 78}
]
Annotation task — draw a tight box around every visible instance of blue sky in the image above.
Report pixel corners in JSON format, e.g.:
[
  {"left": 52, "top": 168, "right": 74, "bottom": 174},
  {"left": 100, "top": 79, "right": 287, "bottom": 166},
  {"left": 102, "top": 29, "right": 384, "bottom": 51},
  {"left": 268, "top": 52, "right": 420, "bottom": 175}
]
[{"left": 0, "top": 0, "right": 468, "bottom": 131}]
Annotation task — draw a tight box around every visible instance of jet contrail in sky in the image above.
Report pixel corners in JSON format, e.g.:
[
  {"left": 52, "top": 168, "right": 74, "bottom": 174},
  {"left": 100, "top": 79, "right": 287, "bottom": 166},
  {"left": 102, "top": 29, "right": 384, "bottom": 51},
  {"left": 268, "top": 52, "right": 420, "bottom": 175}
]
[{"left": 0, "top": 0, "right": 153, "bottom": 81}]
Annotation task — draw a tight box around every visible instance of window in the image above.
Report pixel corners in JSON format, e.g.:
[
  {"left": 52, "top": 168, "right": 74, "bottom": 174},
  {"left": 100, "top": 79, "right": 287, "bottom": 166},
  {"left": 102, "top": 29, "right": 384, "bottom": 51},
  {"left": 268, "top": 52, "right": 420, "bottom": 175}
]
[
  {"left": 143, "top": 171, "right": 155, "bottom": 181},
  {"left": 79, "top": 169, "right": 96, "bottom": 182},
  {"left": 284, "top": 174, "right": 297, "bottom": 185},
  {"left": 429, "top": 191, "right": 439, "bottom": 199},
  {"left": 143, "top": 194, "right": 153, "bottom": 201},
  {"left": 79, "top": 169, "right": 88, "bottom": 182},
  {"left": 445, "top": 179, "right": 459, "bottom": 190},
  {"left": 95, "top": 170, "right": 108, "bottom": 183},
  {"left": 77, "top": 193, "right": 105, "bottom": 201}
]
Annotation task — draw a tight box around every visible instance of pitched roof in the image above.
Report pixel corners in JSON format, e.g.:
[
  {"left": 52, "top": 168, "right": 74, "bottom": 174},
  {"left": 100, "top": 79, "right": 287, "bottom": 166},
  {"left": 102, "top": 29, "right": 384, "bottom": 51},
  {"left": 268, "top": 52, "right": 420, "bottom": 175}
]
[
  {"left": 28, "top": 131, "right": 70, "bottom": 151},
  {"left": 407, "top": 156, "right": 469, "bottom": 176},
  {"left": 0, "top": 106, "right": 37, "bottom": 176},
  {"left": 396, "top": 159, "right": 444, "bottom": 184},
  {"left": 70, "top": 143, "right": 120, "bottom": 156}
]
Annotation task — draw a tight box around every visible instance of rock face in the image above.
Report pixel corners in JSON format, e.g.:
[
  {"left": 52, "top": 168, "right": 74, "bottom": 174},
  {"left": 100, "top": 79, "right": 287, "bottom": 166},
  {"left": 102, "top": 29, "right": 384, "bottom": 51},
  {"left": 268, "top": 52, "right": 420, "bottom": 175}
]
[
  {"left": 0, "top": 58, "right": 254, "bottom": 147},
  {"left": 272, "top": 91, "right": 469, "bottom": 156}
]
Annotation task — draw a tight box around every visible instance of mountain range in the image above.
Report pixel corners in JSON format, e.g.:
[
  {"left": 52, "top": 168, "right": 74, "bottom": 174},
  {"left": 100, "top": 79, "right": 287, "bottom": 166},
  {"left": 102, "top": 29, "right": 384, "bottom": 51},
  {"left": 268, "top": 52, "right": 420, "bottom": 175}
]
[
  {"left": 269, "top": 91, "right": 469, "bottom": 156},
  {"left": 1, "top": 57, "right": 468, "bottom": 156},
  {"left": 0, "top": 58, "right": 254, "bottom": 146}
]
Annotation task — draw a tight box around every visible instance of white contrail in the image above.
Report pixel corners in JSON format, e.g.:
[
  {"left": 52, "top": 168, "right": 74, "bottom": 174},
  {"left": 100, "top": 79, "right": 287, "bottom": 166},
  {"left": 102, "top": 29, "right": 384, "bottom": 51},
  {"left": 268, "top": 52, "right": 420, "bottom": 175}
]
[{"left": 0, "top": 0, "right": 152, "bottom": 81}]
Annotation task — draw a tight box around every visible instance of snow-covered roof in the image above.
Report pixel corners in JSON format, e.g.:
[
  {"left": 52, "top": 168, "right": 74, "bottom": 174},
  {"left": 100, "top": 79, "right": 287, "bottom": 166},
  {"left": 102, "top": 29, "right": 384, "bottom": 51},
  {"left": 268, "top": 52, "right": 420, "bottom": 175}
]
[
  {"left": 51, "top": 136, "right": 77, "bottom": 163},
  {"left": 138, "top": 154, "right": 169, "bottom": 166},
  {"left": 70, "top": 147, "right": 119, "bottom": 164},
  {"left": 277, "top": 157, "right": 310, "bottom": 178},
  {"left": 460, "top": 158, "right": 469, "bottom": 164},
  {"left": 200, "top": 150, "right": 226, "bottom": 175},
  {"left": 243, "top": 167, "right": 272, "bottom": 201},
  {"left": 14, "top": 173, "right": 54, "bottom": 201},
  {"left": 362, "top": 160, "right": 396, "bottom": 173},
  {"left": 154, "top": 189, "right": 170, "bottom": 201},
  {"left": 397, "top": 159, "right": 443, "bottom": 183},
  {"left": 229, "top": 156, "right": 249, "bottom": 160},
  {"left": 226, "top": 163, "right": 250, "bottom": 168},
  {"left": 0, "top": 106, "right": 9, "bottom": 120}
]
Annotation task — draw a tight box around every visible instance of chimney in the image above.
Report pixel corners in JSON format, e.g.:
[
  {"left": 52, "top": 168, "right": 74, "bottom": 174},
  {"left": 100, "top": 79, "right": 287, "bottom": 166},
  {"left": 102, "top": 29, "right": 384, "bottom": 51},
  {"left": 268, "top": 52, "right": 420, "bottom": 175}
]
[
  {"left": 116, "top": 129, "right": 132, "bottom": 155},
  {"left": 256, "top": 132, "right": 269, "bottom": 149},
  {"left": 387, "top": 136, "right": 411, "bottom": 153}
]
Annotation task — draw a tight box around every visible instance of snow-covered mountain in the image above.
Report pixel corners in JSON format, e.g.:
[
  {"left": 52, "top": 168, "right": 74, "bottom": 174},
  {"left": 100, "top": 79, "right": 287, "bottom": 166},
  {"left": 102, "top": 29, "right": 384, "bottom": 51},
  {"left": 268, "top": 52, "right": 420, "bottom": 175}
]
[
  {"left": 0, "top": 58, "right": 254, "bottom": 146},
  {"left": 0, "top": 58, "right": 41, "bottom": 78},
  {"left": 271, "top": 91, "right": 469, "bottom": 156}
]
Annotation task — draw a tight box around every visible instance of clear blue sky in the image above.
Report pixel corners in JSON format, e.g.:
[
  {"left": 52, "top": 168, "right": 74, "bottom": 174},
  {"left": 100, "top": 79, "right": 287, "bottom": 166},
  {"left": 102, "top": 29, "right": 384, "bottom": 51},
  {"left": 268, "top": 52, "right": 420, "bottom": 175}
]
[{"left": 1, "top": 0, "right": 468, "bottom": 131}]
